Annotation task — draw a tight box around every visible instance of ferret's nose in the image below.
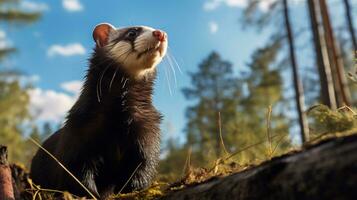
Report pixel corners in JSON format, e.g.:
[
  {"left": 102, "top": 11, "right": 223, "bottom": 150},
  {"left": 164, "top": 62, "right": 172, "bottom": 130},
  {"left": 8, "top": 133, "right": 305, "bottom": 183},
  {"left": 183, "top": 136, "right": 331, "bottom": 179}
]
[{"left": 153, "top": 30, "right": 166, "bottom": 42}]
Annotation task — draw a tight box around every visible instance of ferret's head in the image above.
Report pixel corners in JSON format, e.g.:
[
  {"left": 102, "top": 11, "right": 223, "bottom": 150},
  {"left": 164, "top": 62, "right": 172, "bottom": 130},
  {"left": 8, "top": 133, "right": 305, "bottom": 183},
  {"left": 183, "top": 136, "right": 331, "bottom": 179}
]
[{"left": 93, "top": 23, "right": 168, "bottom": 78}]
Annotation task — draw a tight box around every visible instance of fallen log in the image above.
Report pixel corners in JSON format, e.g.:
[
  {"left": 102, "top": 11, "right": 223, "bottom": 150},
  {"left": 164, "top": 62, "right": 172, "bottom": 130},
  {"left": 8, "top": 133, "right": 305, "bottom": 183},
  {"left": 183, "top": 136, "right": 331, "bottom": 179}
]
[
  {"left": 0, "top": 146, "right": 15, "bottom": 200},
  {"left": 160, "top": 134, "right": 357, "bottom": 200}
]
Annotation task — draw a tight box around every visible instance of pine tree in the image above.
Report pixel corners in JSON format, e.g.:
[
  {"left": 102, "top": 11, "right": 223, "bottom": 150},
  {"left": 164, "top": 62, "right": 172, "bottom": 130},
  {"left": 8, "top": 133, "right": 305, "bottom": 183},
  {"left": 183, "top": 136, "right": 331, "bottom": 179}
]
[
  {"left": 227, "top": 41, "right": 291, "bottom": 163},
  {"left": 242, "top": 0, "right": 310, "bottom": 142},
  {"left": 0, "top": 78, "right": 31, "bottom": 163},
  {"left": 0, "top": 0, "right": 41, "bottom": 59},
  {"left": 307, "top": 0, "right": 337, "bottom": 109},
  {"left": 0, "top": 0, "right": 42, "bottom": 163},
  {"left": 182, "top": 52, "right": 241, "bottom": 163},
  {"left": 283, "top": 0, "right": 309, "bottom": 142}
]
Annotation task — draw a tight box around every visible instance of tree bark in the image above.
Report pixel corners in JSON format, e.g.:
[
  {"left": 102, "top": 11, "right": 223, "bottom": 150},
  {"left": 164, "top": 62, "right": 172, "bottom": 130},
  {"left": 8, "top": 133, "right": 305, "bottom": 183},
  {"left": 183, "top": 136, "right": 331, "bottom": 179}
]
[
  {"left": 282, "top": 0, "right": 310, "bottom": 143},
  {"left": 307, "top": 0, "right": 337, "bottom": 109},
  {"left": 342, "top": 0, "right": 357, "bottom": 52},
  {"left": 319, "top": 0, "right": 352, "bottom": 106},
  {"left": 160, "top": 134, "right": 357, "bottom": 200},
  {"left": 0, "top": 146, "right": 15, "bottom": 200}
]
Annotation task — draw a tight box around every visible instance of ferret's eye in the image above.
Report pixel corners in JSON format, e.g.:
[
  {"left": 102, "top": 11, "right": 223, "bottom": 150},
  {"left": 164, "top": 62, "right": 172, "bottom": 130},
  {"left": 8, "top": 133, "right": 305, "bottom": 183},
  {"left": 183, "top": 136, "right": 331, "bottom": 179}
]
[{"left": 126, "top": 30, "right": 137, "bottom": 38}]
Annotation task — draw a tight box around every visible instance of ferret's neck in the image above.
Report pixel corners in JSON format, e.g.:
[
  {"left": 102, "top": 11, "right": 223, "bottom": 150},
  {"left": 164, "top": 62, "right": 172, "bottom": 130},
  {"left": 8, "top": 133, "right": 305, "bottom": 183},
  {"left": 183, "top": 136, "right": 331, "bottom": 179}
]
[{"left": 65, "top": 49, "right": 156, "bottom": 129}]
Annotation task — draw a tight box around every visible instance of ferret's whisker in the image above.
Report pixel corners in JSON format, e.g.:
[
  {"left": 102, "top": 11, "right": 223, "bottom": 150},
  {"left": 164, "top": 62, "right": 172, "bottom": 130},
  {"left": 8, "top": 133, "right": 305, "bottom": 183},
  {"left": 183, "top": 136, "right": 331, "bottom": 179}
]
[
  {"left": 162, "top": 57, "right": 175, "bottom": 91},
  {"left": 98, "top": 64, "right": 111, "bottom": 101},
  {"left": 120, "top": 51, "right": 132, "bottom": 70},
  {"left": 114, "top": 49, "right": 132, "bottom": 62},
  {"left": 168, "top": 47, "right": 183, "bottom": 74},
  {"left": 122, "top": 78, "right": 128, "bottom": 89},
  {"left": 109, "top": 68, "right": 119, "bottom": 92},
  {"left": 163, "top": 60, "right": 173, "bottom": 96},
  {"left": 165, "top": 55, "right": 177, "bottom": 87},
  {"left": 96, "top": 79, "right": 101, "bottom": 103},
  {"left": 96, "top": 61, "right": 112, "bottom": 103}
]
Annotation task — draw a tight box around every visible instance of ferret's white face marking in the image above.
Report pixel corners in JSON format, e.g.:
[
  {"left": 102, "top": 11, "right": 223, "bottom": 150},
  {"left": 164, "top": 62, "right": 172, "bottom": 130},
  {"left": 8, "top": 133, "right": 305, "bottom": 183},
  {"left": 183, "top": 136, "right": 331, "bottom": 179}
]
[{"left": 105, "top": 25, "right": 168, "bottom": 78}]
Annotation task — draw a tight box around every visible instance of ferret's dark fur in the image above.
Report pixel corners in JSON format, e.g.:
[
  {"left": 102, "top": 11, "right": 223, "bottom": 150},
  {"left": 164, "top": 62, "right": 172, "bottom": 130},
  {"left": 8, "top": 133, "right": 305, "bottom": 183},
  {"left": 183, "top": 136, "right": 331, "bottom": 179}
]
[{"left": 30, "top": 47, "right": 161, "bottom": 198}]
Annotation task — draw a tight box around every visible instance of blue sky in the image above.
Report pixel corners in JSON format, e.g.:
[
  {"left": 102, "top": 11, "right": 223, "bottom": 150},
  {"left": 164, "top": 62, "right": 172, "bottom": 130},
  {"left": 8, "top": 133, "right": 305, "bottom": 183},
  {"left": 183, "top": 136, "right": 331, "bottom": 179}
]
[{"left": 2, "top": 0, "right": 356, "bottom": 145}]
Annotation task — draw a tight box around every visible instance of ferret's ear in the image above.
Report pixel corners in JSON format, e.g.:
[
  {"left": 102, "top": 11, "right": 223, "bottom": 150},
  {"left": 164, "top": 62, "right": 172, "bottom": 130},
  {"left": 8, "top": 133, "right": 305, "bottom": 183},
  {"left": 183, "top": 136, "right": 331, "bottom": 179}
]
[{"left": 93, "top": 23, "right": 115, "bottom": 48}]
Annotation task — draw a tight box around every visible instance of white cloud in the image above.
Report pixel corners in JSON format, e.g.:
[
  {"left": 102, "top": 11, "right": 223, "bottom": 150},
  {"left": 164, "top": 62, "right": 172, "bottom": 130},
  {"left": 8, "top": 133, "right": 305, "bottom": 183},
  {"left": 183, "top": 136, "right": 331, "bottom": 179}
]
[
  {"left": 1, "top": 74, "right": 40, "bottom": 85},
  {"left": 62, "top": 0, "right": 83, "bottom": 12},
  {"left": 28, "top": 80, "right": 84, "bottom": 122},
  {"left": 0, "top": 40, "right": 10, "bottom": 49},
  {"left": 203, "top": 0, "right": 301, "bottom": 12},
  {"left": 20, "top": 74, "right": 40, "bottom": 84},
  {"left": 0, "top": 30, "right": 12, "bottom": 49},
  {"left": 20, "top": 1, "right": 49, "bottom": 12},
  {"left": 204, "top": 0, "right": 248, "bottom": 11},
  {"left": 60, "top": 80, "right": 83, "bottom": 95},
  {"left": 256, "top": 0, "right": 278, "bottom": 12},
  {"left": 209, "top": 21, "right": 219, "bottom": 34},
  {"left": 28, "top": 88, "right": 78, "bottom": 122},
  {"left": 0, "top": 30, "right": 6, "bottom": 39},
  {"left": 47, "top": 43, "right": 86, "bottom": 57},
  {"left": 203, "top": 0, "right": 221, "bottom": 11}
]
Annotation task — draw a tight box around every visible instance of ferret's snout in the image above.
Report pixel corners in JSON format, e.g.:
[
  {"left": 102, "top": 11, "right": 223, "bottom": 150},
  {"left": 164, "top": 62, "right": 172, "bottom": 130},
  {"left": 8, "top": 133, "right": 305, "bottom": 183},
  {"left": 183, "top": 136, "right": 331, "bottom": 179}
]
[{"left": 152, "top": 30, "right": 166, "bottom": 42}]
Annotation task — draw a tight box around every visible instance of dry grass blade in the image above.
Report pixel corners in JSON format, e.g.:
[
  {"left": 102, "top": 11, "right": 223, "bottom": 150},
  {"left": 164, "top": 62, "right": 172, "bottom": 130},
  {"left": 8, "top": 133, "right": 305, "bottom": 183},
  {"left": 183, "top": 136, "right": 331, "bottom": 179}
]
[
  {"left": 271, "top": 134, "right": 288, "bottom": 156},
  {"left": 26, "top": 187, "right": 82, "bottom": 199},
  {"left": 182, "top": 146, "right": 192, "bottom": 177},
  {"left": 118, "top": 162, "right": 143, "bottom": 195},
  {"left": 308, "top": 131, "right": 329, "bottom": 144},
  {"left": 266, "top": 106, "right": 273, "bottom": 157},
  {"left": 206, "top": 133, "right": 283, "bottom": 174},
  {"left": 223, "top": 133, "right": 282, "bottom": 162},
  {"left": 337, "top": 105, "right": 357, "bottom": 115},
  {"left": 32, "top": 190, "right": 40, "bottom": 200},
  {"left": 218, "top": 112, "right": 229, "bottom": 155},
  {"left": 28, "top": 137, "right": 98, "bottom": 200}
]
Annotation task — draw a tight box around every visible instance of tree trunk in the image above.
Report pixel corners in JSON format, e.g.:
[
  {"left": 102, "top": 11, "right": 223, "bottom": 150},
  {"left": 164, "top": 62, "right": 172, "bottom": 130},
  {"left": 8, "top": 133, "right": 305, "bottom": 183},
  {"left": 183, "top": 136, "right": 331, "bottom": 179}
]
[
  {"left": 160, "top": 134, "right": 357, "bottom": 200},
  {"left": 319, "top": 0, "right": 352, "bottom": 106},
  {"left": 342, "top": 0, "right": 357, "bottom": 52},
  {"left": 0, "top": 146, "right": 14, "bottom": 200},
  {"left": 307, "top": 0, "right": 337, "bottom": 109},
  {"left": 282, "top": 0, "right": 310, "bottom": 143}
]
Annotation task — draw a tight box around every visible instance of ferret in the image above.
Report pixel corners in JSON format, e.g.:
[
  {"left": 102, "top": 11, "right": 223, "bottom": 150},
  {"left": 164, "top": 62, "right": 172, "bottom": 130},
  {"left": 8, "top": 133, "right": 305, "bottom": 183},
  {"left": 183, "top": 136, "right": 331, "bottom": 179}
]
[{"left": 30, "top": 23, "right": 167, "bottom": 198}]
